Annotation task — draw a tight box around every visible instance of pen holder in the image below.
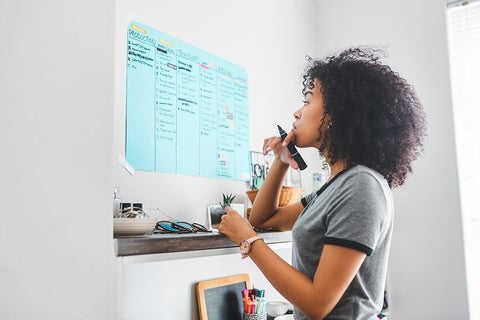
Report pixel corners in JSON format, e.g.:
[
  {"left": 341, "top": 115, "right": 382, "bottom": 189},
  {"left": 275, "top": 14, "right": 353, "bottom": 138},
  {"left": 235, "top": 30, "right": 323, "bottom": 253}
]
[{"left": 243, "top": 312, "right": 267, "bottom": 320}]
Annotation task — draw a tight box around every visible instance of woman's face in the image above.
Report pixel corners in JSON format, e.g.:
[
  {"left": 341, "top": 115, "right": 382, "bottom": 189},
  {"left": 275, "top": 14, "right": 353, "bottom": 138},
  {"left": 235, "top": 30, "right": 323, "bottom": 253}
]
[{"left": 292, "top": 78, "right": 328, "bottom": 149}]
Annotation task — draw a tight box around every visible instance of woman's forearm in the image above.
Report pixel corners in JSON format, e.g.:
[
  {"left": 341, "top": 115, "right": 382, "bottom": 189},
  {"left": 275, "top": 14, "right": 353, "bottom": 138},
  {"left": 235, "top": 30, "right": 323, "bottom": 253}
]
[
  {"left": 248, "top": 159, "right": 289, "bottom": 227},
  {"left": 249, "top": 241, "right": 331, "bottom": 320}
]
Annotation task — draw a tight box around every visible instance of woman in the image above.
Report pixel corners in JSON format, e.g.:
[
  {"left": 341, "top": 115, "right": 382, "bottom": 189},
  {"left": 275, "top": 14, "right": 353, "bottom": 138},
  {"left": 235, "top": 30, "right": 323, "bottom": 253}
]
[{"left": 219, "top": 47, "right": 426, "bottom": 320}]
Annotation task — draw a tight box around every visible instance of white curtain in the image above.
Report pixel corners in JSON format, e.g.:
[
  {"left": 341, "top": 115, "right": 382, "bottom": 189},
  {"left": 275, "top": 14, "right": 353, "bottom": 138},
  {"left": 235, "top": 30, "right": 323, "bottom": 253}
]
[{"left": 446, "top": 1, "right": 480, "bottom": 319}]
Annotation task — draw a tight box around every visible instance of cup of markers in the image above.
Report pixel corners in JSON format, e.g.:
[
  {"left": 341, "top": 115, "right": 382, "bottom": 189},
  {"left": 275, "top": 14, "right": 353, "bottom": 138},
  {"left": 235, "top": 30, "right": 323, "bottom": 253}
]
[{"left": 242, "top": 288, "right": 267, "bottom": 320}]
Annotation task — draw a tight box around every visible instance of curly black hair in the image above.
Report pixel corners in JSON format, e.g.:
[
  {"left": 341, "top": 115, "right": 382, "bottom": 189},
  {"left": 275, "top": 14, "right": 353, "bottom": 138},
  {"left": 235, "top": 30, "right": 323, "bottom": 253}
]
[{"left": 303, "top": 47, "right": 427, "bottom": 188}]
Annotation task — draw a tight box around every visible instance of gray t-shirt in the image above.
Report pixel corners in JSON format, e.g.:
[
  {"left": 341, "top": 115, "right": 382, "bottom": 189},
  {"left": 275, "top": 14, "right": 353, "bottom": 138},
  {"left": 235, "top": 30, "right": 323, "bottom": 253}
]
[{"left": 292, "top": 165, "right": 393, "bottom": 320}]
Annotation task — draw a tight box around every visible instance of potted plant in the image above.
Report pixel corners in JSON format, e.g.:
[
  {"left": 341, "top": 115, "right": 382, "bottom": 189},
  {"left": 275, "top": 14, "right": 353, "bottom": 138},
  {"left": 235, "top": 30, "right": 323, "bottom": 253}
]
[
  {"left": 208, "top": 193, "right": 244, "bottom": 230},
  {"left": 220, "top": 193, "right": 236, "bottom": 211}
]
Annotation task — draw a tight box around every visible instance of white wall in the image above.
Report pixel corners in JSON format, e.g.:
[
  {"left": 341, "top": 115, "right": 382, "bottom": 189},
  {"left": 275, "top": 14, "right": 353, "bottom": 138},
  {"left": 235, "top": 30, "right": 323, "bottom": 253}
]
[
  {"left": 113, "top": 1, "right": 321, "bottom": 319},
  {"left": 113, "top": 0, "right": 323, "bottom": 224},
  {"left": 1, "top": 1, "right": 469, "bottom": 319},
  {"left": 314, "top": 0, "right": 469, "bottom": 318},
  {"left": 0, "top": 1, "right": 116, "bottom": 319}
]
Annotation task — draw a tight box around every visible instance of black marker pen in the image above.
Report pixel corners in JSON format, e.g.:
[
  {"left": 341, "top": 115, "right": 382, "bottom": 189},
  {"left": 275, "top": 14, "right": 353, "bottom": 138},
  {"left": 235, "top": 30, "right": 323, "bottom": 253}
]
[{"left": 277, "top": 125, "right": 307, "bottom": 170}]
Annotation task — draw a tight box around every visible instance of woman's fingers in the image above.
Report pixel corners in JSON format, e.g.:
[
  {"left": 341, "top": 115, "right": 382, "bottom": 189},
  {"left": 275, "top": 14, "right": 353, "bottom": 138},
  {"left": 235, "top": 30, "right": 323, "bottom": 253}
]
[
  {"left": 288, "top": 157, "right": 299, "bottom": 170},
  {"left": 262, "top": 131, "right": 300, "bottom": 169},
  {"left": 219, "top": 207, "right": 257, "bottom": 245},
  {"left": 223, "top": 206, "right": 236, "bottom": 215},
  {"left": 262, "top": 138, "right": 272, "bottom": 155},
  {"left": 263, "top": 137, "right": 277, "bottom": 154},
  {"left": 282, "top": 130, "right": 296, "bottom": 147},
  {"left": 263, "top": 136, "right": 282, "bottom": 155}
]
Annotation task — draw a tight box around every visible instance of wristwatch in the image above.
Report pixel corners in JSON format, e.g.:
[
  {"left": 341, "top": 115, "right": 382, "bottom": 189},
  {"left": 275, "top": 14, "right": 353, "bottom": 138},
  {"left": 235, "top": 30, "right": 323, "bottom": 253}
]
[{"left": 240, "top": 235, "right": 263, "bottom": 259}]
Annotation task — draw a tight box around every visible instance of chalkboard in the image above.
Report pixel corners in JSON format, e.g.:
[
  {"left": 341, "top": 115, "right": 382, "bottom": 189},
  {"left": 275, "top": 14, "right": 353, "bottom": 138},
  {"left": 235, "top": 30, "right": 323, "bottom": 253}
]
[{"left": 196, "top": 274, "right": 250, "bottom": 320}]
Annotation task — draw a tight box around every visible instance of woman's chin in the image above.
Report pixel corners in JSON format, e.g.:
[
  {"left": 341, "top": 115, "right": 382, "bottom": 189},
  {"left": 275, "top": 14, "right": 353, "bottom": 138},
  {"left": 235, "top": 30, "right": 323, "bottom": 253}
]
[
  {"left": 294, "top": 141, "right": 307, "bottom": 148},
  {"left": 295, "top": 140, "right": 320, "bottom": 149}
]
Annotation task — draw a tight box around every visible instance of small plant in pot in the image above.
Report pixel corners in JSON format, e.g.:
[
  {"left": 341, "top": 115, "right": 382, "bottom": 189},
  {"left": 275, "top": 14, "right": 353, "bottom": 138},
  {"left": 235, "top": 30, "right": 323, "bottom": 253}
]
[{"left": 208, "top": 193, "right": 236, "bottom": 229}]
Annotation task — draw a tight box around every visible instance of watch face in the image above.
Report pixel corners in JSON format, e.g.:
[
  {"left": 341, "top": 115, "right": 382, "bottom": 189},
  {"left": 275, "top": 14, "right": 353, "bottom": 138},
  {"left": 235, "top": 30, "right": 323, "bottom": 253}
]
[{"left": 240, "top": 240, "right": 250, "bottom": 254}]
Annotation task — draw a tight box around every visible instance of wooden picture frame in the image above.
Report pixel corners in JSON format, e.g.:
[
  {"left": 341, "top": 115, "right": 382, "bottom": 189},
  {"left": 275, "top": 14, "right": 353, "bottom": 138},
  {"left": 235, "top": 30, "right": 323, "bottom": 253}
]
[{"left": 196, "top": 273, "right": 251, "bottom": 320}]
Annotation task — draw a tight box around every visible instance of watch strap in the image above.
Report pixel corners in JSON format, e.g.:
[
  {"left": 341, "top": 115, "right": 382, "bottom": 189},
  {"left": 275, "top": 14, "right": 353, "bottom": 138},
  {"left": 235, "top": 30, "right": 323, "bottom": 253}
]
[
  {"left": 240, "top": 235, "right": 263, "bottom": 259},
  {"left": 246, "top": 235, "right": 262, "bottom": 244}
]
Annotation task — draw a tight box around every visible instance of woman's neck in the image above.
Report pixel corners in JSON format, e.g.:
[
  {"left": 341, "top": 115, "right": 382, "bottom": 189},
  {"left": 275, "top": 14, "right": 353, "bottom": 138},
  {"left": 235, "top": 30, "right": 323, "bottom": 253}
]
[{"left": 328, "top": 159, "right": 349, "bottom": 181}]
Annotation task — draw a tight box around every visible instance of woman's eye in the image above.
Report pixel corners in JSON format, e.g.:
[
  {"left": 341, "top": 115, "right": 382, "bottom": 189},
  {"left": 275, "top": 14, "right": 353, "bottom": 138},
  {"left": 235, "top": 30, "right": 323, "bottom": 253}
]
[{"left": 302, "top": 100, "right": 309, "bottom": 105}]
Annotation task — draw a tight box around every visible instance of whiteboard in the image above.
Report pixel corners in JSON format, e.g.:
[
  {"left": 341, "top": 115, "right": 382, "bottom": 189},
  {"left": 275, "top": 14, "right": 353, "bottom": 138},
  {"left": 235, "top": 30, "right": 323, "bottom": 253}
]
[{"left": 125, "top": 21, "right": 250, "bottom": 181}]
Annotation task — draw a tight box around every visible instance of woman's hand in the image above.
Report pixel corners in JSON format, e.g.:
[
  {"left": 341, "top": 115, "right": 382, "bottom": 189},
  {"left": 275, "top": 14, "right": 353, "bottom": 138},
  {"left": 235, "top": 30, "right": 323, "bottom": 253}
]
[
  {"left": 263, "top": 130, "right": 299, "bottom": 170},
  {"left": 218, "top": 207, "right": 257, "bottom": 245}
]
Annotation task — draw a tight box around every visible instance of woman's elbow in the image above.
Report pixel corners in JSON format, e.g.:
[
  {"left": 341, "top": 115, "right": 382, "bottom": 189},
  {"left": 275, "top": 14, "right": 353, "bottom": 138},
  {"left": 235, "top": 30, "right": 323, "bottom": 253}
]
[
  {"left": 247, "top": 216, "right": 261, "bottom": 229},
  {"left": 304, "top": 312, "right": 327, "bottom": 320},
  {"left": 247, "top": 213, "right": 272, "bottom": 230},
  {"left": 301, "top": 303, "right": 331, "bottom": 320}
]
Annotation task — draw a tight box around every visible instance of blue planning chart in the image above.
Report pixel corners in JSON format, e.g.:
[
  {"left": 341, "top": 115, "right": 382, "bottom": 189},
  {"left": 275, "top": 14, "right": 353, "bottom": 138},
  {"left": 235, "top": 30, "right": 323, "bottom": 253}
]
[{"left": 126, "top": 21, "right": 250, "bottom": 181}]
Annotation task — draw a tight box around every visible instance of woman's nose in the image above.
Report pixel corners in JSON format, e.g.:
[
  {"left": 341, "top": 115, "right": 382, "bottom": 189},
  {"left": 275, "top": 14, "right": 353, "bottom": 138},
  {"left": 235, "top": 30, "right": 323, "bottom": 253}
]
[{"left": 294, "top": 107, "right": 303, "bottom": 120}]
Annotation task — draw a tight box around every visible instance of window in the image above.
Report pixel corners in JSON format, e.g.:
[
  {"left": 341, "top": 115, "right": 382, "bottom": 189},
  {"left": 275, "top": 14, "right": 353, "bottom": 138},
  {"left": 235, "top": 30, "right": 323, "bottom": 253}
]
[{"left": 446, "top": 1, "right": 480, "bottom": 319}]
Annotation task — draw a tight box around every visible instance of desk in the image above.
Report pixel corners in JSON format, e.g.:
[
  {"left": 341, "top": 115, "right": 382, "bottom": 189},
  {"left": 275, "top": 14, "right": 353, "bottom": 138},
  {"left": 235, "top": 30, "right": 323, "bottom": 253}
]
[
  {"left": 115, "top": 231, "right": 292, "bottom": 257},
  {"left": 114, "top": 232, "right": 292, "bottom": 320}
]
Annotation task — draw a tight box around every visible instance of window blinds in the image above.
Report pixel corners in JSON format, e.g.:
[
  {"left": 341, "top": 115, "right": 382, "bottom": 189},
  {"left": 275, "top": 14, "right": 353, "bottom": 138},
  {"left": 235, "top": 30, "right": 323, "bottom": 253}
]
[
  {"left": 446, "top": 0, "right": 480, "bottom": 220},
  {"left": 446, "top": 2, "right": 480, "bottom": 320}
]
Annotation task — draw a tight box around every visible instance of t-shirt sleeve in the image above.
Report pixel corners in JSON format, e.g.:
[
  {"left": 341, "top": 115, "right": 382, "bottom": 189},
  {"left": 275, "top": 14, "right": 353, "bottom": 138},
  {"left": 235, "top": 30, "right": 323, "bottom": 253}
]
[
  {"left": 323, "top": 172, "right": 389, "bottom": 256},
  {"left": 301, "top": 191, "right": 317, "bottom": 207}
]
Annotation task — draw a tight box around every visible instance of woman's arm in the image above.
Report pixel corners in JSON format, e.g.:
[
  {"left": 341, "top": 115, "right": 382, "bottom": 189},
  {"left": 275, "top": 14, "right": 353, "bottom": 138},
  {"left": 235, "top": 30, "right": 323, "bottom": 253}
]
[
  {"left": 249, "top": 159, "right": 304, "bottom": 231},
  {"left": 251, "top": 241, "right": 366, "bottom": 320},
  {"left": 249, "top": 135, "right": 304, "bottom": 231},
  {"left": 219, "top": 210, "right": 366, "bottom": 320}
]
